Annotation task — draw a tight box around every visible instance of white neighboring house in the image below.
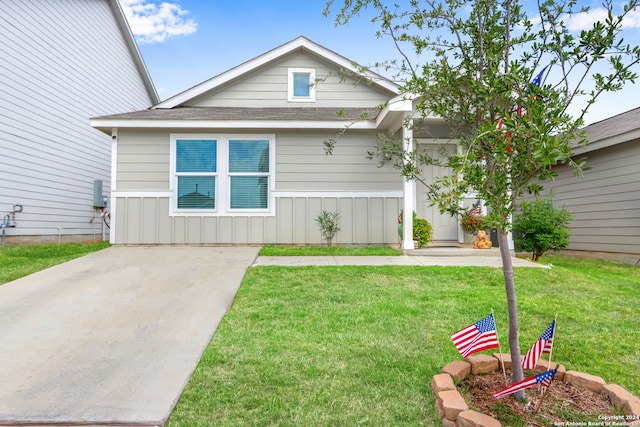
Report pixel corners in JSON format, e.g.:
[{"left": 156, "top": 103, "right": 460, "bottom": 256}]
[
  {"left": 0, "top": 0, "right": 158, "bottom": 244},
  {"left": 91, "top": 36, "right": 463, "bottom": 247}
]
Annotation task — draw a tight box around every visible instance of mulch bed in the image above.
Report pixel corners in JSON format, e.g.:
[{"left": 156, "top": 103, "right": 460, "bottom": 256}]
[{"left": 460, "top": 370, "right": 616, "bottom": 426}]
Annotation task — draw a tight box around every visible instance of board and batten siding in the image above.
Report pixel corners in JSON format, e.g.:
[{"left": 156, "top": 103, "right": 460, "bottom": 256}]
[
  {"left": 0, "top": 0, "right": 154, "bottom": 241},
  {"left": 113, "top": 196, "right": 401, "bottom": 245},
  {"left": 186, "top": 52, "right": 393, "bottom": 109},
  {"left": 535, "top": 140, "right": 640, "bottom": 257},
  {"left": 112, "top": 129, "right": 402, "bottom": 244}
]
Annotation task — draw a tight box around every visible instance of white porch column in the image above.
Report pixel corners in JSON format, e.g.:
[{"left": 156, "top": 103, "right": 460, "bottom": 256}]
[{"left": 401, "top": 113, "right": 415, "bottom": 250}]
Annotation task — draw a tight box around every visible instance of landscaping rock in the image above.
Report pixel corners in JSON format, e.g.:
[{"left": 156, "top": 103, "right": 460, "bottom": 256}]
[
  {"left": 623, "top": 398, "right": 640, "bottom": 417},
  {"left": 492, "top": 353, "right": 511, "bottom": 370},
  {"left": 442, "top": 360, "right": 471, "bottom": 382},
  {"left": 563, "top": 370, "right": 606, "bottom": 393},
  {"left": 468, "top": 354, "right": 498, "bottom": 374},
  {"left": 604, "top": 383, "right": 638, "bottom": 409},
  {"left": 456, "top": 409, "right": 502, "bottom": 427},
  {"left": 442, "top": 418, "right": 456, "bottom": 427},
  {"left": 436, "top": 389, "right": 468, "bottom": 421},
  {"left": 432, "top": 373, "right": 456, "bottom": 394}
]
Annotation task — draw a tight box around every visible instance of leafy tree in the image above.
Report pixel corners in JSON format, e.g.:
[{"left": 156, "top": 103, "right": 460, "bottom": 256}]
[
  {"left": 514, "top": 197, "right": 574, "bottom": 261},
  {"left": 324, "top": 0, "right": 640, "bottom": 400}
]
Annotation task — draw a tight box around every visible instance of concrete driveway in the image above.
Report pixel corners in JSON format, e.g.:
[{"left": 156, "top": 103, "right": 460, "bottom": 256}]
[{"left": 0, "top": 246, "right": 259, "bottom": 426}]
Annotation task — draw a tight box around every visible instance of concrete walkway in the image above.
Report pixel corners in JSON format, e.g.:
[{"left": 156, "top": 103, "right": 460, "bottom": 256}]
[
  {"left": 0, "top": 246, "right": 259, "bottom": 426},
  {"left": 254, "top": 247, "right": 548, "bottom": 268}
]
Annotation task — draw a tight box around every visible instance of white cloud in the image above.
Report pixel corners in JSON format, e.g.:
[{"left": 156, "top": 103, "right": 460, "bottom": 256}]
[
  {"left": 622, "top": 8, "right": 640, "bottom": 29},
  {"left": 562, "top": 7, "right": 640, "bottom": 31},
  {"left": 119, "top": 0, "right": 197, "bottom": 44}
]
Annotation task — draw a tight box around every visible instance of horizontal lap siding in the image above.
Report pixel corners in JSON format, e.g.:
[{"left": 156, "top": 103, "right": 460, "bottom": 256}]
[
  {"left": 539, "top": 141, "right": 640, "bottom": 255},
  {"left": 188, "top": 53, "right": 392, "bottom": 108},
  {"left": 0, "top": 0, "right": 153, "bottom": 238},
  {"left": 114, "top": 196, "right": 401, "bottom": 244},
  {"left": 116, "top": 130, "right": 170, "bottom": 190},
  {"left": 276, "top": 130, "right": 401, "bottom": 192}
]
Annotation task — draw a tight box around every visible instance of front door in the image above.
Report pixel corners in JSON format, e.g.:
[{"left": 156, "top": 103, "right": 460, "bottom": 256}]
[{"left": 416, "top": 144, "right": 459, "bottom": 241}]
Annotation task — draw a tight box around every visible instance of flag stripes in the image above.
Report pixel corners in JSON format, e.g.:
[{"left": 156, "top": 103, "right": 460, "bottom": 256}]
[
  {"left": 521, "top": 320, "right": 555, "bottom": 370},
  {"left": 451, "top": 314, "right": 500, "bottom": 358},
  {"left": 493, "top": 369, "right": 557, "bottom": 399}
]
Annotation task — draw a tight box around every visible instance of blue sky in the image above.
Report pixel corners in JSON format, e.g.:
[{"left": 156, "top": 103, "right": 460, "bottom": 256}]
[{"left": 120, "top": 0, "right": 640, "bottom": 124}]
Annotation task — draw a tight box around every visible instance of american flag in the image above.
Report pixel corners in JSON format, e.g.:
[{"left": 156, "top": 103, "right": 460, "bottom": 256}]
[
  {"left": 521, "top": 320, "right": 555, "bottom": 370},
  {"left": 493, "top": 369, "right": 557, "bottom": 399},
  {"left": 451, "top": 314, "right": 500, "bottom": 358},
  {"left": 531, "top": 65, "right": 549, "bottom": 88},
  {"left": 469, "top": 204, "right": 482, "bottom": 215}
]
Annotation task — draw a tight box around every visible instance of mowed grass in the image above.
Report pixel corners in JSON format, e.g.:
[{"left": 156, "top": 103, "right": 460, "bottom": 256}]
[
  {"left": 259, "top": 245, "right": 402, "bottom": 256},
  {"left": 0, "top": 242, "right": 110, "bottom": 284},
  {"left": 167, "top": 255, "right": 640, "bottom": 426}
]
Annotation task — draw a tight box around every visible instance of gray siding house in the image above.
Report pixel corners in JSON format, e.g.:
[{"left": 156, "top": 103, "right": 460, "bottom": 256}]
[
  {"left": 92, "top": 36, "right": 459, "bottom": 247},
  {"left": 534, "top": 107, "right": 640, "bottom": 264},
  {"left": 0, "top": 0, "right": 158, "bottom": 244}
]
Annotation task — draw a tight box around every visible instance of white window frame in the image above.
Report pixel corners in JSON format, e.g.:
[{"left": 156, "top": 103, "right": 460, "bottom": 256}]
[
  {"left": 170, "top": 133, "right": 276, "bottom": 217},
  {"left": 287, "top": 68, "right": 315, "bottom": 102}
]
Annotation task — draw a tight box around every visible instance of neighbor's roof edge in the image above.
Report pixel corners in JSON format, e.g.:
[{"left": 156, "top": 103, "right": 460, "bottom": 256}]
[{"left": 108, "top": 0, "right": 159, "bottom": 104}]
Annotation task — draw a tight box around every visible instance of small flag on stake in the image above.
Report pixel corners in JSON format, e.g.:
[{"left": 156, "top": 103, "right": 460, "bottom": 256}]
[
  {"left": 451, "top": 314, "right": 500, "bottom": 358},
  {"left": 521, "top": 320, "right": 555, "bottom": 370},
  {"left": 531, "top": 65, "right": 549, "bottom": 88},
  {"left": 493, "top": 369, "right": 557, "bottom": 399},
  {"left": 469, "top": 203, "right": 482, "bottom": 215}
]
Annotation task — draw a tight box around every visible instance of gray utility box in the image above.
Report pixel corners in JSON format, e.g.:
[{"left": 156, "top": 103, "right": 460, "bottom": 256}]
[{"left": 93, "top": 180, "right": 106, "bottom": 208}]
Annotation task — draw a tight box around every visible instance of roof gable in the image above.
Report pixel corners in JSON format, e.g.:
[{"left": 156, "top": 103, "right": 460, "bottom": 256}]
[{"left": 154, "top": 36, "right": 399, "bottom": 109}]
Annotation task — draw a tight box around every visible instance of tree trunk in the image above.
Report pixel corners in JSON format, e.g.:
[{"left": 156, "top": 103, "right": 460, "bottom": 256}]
[{"left": 498, "top": 229, "right": 526, "bottom": 401}]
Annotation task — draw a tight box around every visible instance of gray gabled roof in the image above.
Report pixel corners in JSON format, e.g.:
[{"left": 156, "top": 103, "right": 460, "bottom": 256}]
[
  {"left": 93, "top": 106, "right": 380, "bottom": 121},
  {"left": 576, "top": 106, "right": 640, "bottom": 154}
]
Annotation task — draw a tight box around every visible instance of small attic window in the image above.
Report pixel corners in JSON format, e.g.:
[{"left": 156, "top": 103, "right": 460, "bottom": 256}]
[{"left": 288, "top": 68, "right": 315, "bottom": 102}]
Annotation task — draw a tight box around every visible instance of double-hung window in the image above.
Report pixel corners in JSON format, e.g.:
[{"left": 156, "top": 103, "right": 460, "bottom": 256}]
[
  {"left": 175, "top": 138, "right": 217, "bottom": 210},
  {"left": 171, "top": 134, "right": 274, "bottom": 215},
  {"left": 288, "top": 68, "right": 315, "bottom": 102},
  {"left": 228, "top": 139, "right": 270, "bottom": 210}
]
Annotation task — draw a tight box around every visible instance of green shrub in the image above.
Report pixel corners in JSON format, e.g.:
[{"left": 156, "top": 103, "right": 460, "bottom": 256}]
[
  {"left": 315, "top": 211, "right": 341, "bottom": 247},
  {"left": 412, "top": 212, "right": 433, "bottom": 248},
  {"left": 513, "top": 197, "right": 574, "bottom": 261}
]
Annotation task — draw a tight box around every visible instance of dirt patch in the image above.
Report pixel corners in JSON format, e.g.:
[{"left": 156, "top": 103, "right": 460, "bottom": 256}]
[{"left": 460, "top": 370, "right": 617, "bottom": 426}]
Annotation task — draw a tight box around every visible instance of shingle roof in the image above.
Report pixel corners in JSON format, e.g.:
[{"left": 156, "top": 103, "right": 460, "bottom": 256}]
[{"left": 93, "top": 106, "right": 380, "bottom": 122}]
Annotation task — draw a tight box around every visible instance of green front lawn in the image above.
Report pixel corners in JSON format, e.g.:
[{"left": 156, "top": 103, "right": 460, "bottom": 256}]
[
  {"left": 167, "top": 256, "right": 640, "bottom": 426},
  {"left": 259, "top": 244, "right": 402, "bottom": 256},
  {"left": 0, "top": 242, "right": 110, "bottom": 285}
]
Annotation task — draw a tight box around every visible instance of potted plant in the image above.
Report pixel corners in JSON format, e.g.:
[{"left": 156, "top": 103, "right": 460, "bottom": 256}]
[{"left": 460, "top": 206, "right": 487, "bottom": 235}]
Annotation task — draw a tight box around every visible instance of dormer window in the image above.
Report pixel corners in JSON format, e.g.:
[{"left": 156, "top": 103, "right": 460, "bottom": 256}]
[{"left": 288, "top": 68, "right": 315, "bottom": 102}]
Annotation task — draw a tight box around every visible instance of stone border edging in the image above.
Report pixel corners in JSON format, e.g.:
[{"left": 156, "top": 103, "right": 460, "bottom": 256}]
[{"left": 432, "top": 353, "right": 640, "bottom": 427}]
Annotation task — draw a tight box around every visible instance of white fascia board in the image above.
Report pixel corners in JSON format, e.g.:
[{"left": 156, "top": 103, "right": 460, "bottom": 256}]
[
  {"left": 154, "top": 36, "right": 399, "bottom": 109},
  {"left": 90, "top": 119, "right": 378, "bottom": 130},
  {"left": 388, "top": 93, "right": 418, "bottom": 111}
]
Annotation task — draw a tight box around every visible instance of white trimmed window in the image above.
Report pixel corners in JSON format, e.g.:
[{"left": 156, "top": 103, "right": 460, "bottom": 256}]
[
  {"left": 170, "top": 134, "right": 275, "bottom": 216},
  {"left": 288, "top": 68, "right": 315, "bottom": 102}
]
